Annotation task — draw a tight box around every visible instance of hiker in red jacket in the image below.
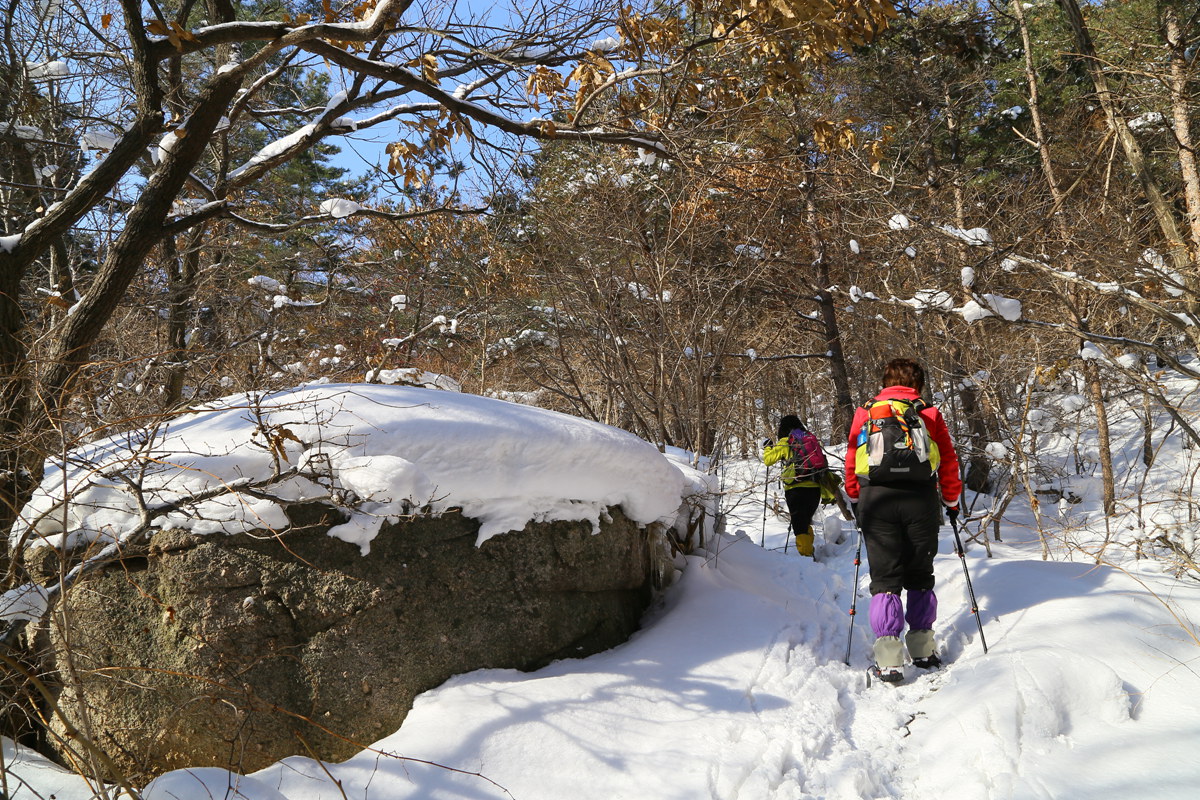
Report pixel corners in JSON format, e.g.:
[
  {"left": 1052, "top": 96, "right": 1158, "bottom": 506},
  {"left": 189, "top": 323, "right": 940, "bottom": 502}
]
[{"left": 844, "top": 358, "right": 962, "bottom": 682}]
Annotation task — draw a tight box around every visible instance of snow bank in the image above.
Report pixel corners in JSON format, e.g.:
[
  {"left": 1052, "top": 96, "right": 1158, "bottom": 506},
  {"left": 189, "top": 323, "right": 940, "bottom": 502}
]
[
  {"left": 1, "top": 737, "right": 97, "bottom": 800},
  {"left": 908, "top": 558, "right": 1200, "bottom": 800},
  {"left": 370, "top": 367, "right": 461, "bottom": 391},
  {"left": 14, "top": 384, "right": 689, "bottom": 551},
  {"left": 143, "top": 768, "right": 288, "bottom": 800}
]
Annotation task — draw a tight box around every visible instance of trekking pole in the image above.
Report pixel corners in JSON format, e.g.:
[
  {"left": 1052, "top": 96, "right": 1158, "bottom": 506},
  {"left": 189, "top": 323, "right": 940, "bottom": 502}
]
[
  {"left": 760, "top": 463, "right": 770, "bottom": 547},
  {"left": 843, "top": 510, "right": 864, "bottom": 665},
  {"left": 950, "top": 513, "right": 989, "bottom": 654}
]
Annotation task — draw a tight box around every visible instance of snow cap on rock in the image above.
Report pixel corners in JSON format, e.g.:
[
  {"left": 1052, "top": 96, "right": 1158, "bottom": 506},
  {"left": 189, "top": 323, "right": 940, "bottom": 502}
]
[{"left": 14, "top": 384, "right": 690, "bottom": 552}]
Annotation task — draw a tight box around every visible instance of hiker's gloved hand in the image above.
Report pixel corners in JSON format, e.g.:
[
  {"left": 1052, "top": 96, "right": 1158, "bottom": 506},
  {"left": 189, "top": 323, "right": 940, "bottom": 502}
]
[
  {"left": 945, "top": 504, "right": 959, "bottom": 523},
  {"left": 762, "top": 438, "right": 772, "bottom": 448}
]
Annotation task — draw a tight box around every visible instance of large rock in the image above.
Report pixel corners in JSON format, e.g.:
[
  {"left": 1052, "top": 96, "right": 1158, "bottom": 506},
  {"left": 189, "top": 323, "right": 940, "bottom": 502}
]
[{"left": 36, "top": 507, "right": 672, "bottom": 780}]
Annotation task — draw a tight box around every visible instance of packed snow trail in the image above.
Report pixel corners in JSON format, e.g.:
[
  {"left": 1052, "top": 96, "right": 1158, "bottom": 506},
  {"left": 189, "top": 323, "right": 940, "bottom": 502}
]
[{"left": 247, "top": 528, "right": 921, "bottom": 800}]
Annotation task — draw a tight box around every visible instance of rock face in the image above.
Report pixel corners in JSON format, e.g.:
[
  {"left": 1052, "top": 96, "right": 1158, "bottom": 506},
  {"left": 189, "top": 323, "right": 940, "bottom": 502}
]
[{"left": 37, "top": 507, "right": 671, "bottom": 780}]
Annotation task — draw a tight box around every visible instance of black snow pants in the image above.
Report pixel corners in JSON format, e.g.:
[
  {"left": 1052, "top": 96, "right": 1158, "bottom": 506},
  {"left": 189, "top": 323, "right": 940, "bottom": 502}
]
[
  {"left": 858, "top": 482, "right": 941, "bottom": 595},
  {"left": 784, "top": 485, "right": 822, "bottom": 536}
]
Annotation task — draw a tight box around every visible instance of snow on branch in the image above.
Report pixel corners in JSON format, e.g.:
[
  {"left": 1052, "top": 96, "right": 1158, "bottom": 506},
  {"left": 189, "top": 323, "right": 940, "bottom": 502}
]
[
  {"left": 938, "top": 224, "right": 993, "bottom": 246},
  {"left": 723, "top": 351, "right": 830, "bottom": 362},
  {"left": 228, "top": 123, "right": 318, "bottom": 181},
  {"left": 1001, "top": 252, "right": 1199, "bottom": 333},
  {"left": 849, "top": 247, "right": 1200, "bottom": 381},
  {"left": 224, "top": 201, "right": 486, "bottom": 233},
  {"left": 145, "top": 0, "right": 410, "bottom": 60}
]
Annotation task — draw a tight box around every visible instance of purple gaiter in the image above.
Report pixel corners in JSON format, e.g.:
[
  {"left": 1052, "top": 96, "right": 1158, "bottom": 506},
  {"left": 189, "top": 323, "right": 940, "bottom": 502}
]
[
  {"left": 869, "top": 592, "right": 904, "bottom": 638},
  {"left": 906, "top": 589, "right": 938, "bottom": 630}
]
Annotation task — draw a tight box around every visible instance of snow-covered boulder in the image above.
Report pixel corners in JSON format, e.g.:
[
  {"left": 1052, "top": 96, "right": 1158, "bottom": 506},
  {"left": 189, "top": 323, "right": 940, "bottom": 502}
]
[{"left": 13, "top": 384, "right": 693, "bottom": 779}]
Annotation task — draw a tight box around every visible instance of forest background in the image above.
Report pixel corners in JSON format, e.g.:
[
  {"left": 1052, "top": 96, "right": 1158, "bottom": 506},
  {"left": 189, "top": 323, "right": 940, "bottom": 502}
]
[{"left": 3, "top": 0, "right": 1200, "bottom": 777}]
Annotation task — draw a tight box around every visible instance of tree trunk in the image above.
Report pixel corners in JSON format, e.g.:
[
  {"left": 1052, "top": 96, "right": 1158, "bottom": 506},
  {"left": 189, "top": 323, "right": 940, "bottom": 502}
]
[
  {"left": 1025, "top": 2, "right": 1119, "bottom": 516},
  {"left": 941, "top": 95, "right": 993, "bottom": 492},
  {"left": 162, "top": 230, "right": 206, "bottom": 409},
  {"left": 1056, "top": 0, "right": 1190, "bottom": 273},
  {"left": 1164, "top": 5, "right": 1200, "bottom": 265},
  {"left": 1143, "top": 391, "right": 1155, "bottom": 469},
  {"left": 804, "top": 192, "right": 855, "bottom": 436},
  {"left": 949, "top": 349, "right": 994, "bottom": 493},
  {"left": 1082, "top": 356, "right": 1117, "bottom": 516}
]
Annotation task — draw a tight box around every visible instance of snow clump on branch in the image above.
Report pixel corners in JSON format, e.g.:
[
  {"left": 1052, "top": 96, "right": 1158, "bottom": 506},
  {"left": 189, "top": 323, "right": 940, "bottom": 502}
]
[
  {"left": 941, "top": 225, "right": 993, "bottom": 246},
  {"left": 25, "top": 60, "right": 69, "bottom": 80},
  {"left": 959, "top": 293, "right": 1022, "bottom": 322},
  {"left": 320, "top": 198, "right": 363, "bottom": 219},
  {"left": 247, "top": 275, "right": 285, "bottom": 293},
  {"left": 907, "top": 290, "right": 954, "bottom": 312}
]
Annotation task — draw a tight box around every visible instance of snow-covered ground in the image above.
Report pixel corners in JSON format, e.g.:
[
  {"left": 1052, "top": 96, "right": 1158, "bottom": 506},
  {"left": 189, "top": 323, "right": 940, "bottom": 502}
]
[
  {"left": 5, "top": 484, "right": 1198, "bottom": 799},
  {"left": 4, "top": 374, "right": 1200, "bottom": 799}
]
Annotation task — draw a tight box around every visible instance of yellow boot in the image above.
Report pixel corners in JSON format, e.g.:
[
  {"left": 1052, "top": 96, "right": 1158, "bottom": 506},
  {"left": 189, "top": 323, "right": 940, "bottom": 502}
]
[{"left": 795, "top": 526, "right": 815, "bottom": 558}]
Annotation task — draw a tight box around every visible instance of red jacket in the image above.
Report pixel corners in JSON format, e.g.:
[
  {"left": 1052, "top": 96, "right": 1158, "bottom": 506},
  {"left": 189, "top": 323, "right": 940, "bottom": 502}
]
[{"left": 843, "top": 385, "right": 962, "bottom": 505}]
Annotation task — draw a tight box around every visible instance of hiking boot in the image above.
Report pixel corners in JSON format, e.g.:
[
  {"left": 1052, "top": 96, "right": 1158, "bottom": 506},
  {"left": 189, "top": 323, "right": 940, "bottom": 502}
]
[
  {"left": 873, "top": 666, "right": 904, "bottom": 684},
  {"left": 912, "top": 653, "right": 943, "bottom": 670},
  {"left": 795, "top": 527, "right": 815, "bottom": 558}
]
